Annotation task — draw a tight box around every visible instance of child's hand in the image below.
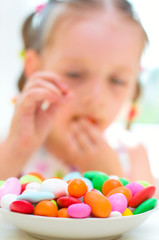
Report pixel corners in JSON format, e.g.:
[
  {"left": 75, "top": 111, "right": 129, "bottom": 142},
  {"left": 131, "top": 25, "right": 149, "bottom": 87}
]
[
  {"left": 7, "top": 71, "right": 70, "bottom": 158},
  {"left": 66, "top": 118, "right": 124, "bottom": 175}
]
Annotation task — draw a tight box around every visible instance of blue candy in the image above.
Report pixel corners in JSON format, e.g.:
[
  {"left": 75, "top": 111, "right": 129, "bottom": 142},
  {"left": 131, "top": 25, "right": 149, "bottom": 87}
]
[{"left": 17, "top": 191, "right": 54, "bottom": 203}]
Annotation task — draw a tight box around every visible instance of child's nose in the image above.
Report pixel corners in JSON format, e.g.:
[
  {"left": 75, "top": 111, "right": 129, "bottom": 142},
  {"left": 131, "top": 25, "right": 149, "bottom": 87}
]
[{"left": 83, "top": 80, "right": 106, "bottom": 107}]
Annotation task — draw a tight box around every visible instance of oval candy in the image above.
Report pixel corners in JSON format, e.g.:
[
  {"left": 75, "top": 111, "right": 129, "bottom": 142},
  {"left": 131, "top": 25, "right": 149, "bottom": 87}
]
[
  {"left": 17, "top": 191, "right": 54, "bottom": 203},
  {"left": 129, "top": 186, "right": 156, "bottom": 208},
  {"left": 67, "top": 203, "right": 91, "bottom": 218},
  {"left": 10, "top": 200, "right": 33, "bottom": 214}
]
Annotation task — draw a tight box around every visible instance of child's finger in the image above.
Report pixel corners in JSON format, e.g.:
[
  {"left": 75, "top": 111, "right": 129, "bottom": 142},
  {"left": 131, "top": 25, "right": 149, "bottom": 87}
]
[
  {"left": 24, "top": 79, "right": 63, "bottom": 99},
  {"left": 71, "top": 122, "right": 94, "bottom": 152},
  {"left": 67, "top": 133, "right": 82, "bottom": 158},
  {"left": 29, "top": 71, "right": 69, "bottom": 95},
  {"left": 78, "top": 119, "right": 101, "bottom": 144},
  {"left": 19, "top": 88, "right": 58, "bottom": 112}
]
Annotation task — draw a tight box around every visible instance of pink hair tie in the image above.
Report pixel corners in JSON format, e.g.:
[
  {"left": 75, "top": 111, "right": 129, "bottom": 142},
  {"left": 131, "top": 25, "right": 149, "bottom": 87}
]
[{"left": 36, "top": 4, "right": 47, "bottom": 13}]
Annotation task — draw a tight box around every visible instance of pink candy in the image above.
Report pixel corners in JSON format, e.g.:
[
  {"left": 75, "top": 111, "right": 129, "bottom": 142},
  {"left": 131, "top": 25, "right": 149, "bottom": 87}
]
[
  {"left": 125, "top": 182, "right": 144, "bottom": 196},
  {"left": 108, "top": 193, "right": 127, "bottom": 214},
  {"left": 0, "top": 177, "right": 21, "bottom": 204},
  {"left": 67, "top": 203, "right": 91, "bottom": 218}
]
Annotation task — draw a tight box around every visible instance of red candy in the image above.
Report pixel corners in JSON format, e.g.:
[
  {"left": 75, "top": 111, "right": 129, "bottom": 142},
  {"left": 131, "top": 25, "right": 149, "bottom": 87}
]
[
  {"left": 57, "top": 196, "right": 82, "bottom": 208},
  {"left": 20, "top": 183, "right": 28, "bottom": 194},
  {"left": 129, "top": 186, "right": 156, "bottom": 208},
  {"left": 10, "top": 200, "right": 34, "bottom": 214}
]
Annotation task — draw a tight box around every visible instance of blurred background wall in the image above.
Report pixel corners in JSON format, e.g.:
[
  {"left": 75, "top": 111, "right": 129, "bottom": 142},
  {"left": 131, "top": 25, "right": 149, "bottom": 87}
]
[{"left": 0, "top": 0, "right": 159, "bottom": 177}]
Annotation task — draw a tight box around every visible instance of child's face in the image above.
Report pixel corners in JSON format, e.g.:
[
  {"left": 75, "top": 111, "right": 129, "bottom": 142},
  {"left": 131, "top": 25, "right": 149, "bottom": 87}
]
[{"left": 39, "top": 10, "right": 144, "bottom": 144}]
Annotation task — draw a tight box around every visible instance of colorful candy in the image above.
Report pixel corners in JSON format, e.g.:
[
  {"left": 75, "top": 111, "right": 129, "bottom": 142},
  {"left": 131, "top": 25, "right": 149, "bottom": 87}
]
[
  {"left": 84, "top": 191, "right": 111, "bottom": 218},
  {"left": 10, "top": 200, "right": 34, "bottom": 214},
  {"left": 68, "top": 178, "right": 87, "bottom": 198},
  {"left": 34, "top": 200, "right": 58, "bottom": 217},
  {"left": 108, "top": 193, "right": 127, "bottom": 214},
  {"left": 41, "top": 178, "right": 68, "bottom": 198},
  {"left": 102, "top": 179, "right": 123, "bottom": 196},
  {"left": 0, "top": 171, "right": 157, "bottom": 219},
  {"left": 57, "top": 196, "right": 82, "bottom": 208},
  {"left": 129, "top": 186, "right": 156, "bottom": 208},
  {"left": 67, "top": 203, "right": 91, "bottom": 218},
  {"left": 0, "top": 177, "right": 21, "bottom": 203}
]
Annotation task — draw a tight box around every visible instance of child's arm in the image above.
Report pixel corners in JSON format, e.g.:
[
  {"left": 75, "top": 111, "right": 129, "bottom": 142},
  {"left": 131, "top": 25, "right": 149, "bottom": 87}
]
[
  {"left": 128, "top": 144, "right": 155, "bottom": 185},
  {"left": 0, "top": 72, "right": 70, "bottom": 180}
]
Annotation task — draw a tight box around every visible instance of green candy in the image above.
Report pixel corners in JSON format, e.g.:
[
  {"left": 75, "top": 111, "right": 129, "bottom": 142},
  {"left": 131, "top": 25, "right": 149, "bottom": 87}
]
[
  {"left": 136, "top": 180, "right": 151, "bottom": 187},
  {"left": 133, "top": 198, "right": 157, "bottom": 215},
  {"left": 119, "top": 178, "right": 130, "bottom": 186},
  {"left": 83, "top": 171, "right": 108, "bottom": 181},
  {"left": 0, "top": 181, "right": 5, "bottom": 187},
  {"left": 19, "top": 175, "right": 42, "bottom": 184},
  {"left": 51, "top": 200, "right": 58, "bottom": 208},
  {"left": 92, "top": 174, "right": 109, "bottom": 192}
]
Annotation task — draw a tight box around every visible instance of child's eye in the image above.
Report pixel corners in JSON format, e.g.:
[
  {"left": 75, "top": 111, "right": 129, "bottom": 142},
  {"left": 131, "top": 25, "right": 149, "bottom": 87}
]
[
  {"left": 110, "top": 78, "right": 126, "bottom": 86},
  {"left": 66, "top": 71, "right": 83, "bottom": 79}
]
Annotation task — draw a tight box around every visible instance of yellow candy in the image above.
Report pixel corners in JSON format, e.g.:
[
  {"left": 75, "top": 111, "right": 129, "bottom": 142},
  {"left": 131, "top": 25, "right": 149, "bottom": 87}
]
[{"left": 122, "top": 208, "right": 133, "bottom": 216}]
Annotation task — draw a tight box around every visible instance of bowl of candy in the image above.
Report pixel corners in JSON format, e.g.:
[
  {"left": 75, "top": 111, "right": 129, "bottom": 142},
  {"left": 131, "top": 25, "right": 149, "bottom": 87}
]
[{"left": 0, "top": 171, "right": 158, "bottom": 240}]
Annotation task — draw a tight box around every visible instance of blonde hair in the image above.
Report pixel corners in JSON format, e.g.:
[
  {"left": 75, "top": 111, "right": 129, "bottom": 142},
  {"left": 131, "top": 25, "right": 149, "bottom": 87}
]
[{"left": 18, "top": 0, "right": 148, "bottom": 91}]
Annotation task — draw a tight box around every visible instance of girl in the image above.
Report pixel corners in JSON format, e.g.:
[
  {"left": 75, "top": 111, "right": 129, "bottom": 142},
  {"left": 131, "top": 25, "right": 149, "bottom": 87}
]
[{"left": 0, "top": 0, "right": 154, "bottom": 184}]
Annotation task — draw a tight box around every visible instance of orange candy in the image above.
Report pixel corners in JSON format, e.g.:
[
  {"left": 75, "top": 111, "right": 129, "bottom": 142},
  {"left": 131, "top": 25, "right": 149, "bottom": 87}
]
[
  {"left": 84, "top": 191, "right": 111, "bottom": 218},
  {"left": 107, "top": 187, "right": 132, "bottom": 202},
  {"left": 57, "top": 208, "right": 70, "bottom": 218},
  {"left": 102, "top": 179, "right": 123, "bottom": 196},
  {"left": 68, "top": 178, "right": 87, "bottom": 198},
  {"left": 28, "top": 172, "right": 45, "bottom": 182},
  {"left": 34, "top": 200, "right": 58, "bottom": 217}
]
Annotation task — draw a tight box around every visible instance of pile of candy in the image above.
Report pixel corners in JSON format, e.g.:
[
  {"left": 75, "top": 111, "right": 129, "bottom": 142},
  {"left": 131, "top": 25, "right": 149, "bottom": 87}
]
[{"left": 0, "top": 171, "right": 157, "bottom": 218}]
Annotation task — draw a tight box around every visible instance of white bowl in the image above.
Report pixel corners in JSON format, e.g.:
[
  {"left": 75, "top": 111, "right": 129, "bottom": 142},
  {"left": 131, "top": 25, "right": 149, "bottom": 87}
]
[{"left": 0, "top": 208, "right": 157, "bottom": 240}]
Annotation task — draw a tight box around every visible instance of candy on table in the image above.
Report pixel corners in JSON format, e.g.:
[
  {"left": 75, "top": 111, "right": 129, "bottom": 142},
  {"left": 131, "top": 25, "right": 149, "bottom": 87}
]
[
  {"left": 10, "top": 200, "right": 34, "bottom": 214},
  {"left": 0, "top": 177, "right": 21, "bottom": 203},
  {"left": 1, "top": 194, "right": 18, "bottom": 210},
  {"left": 102, "top": 179, "right": 123, "bottom": 196},
  {"left": 27, "top": 172, "right": 45, "bottom": 182},
  {"left": 68, "top": 178, "right": 88, "bottom": 198},
  {"left": 84, "top": 191, "right": 112, "bottom": 218},
  {"left": 26, "top": 182, "right": 41, "bottom": 191},
  {"left": 17, "top": 191, "right": 55, "bottom": 203},
  {"left": 107, "top": 186, "right": 132, "bottom": 203},
  {"left": 125, "top": 182, "right": 144, "bottom": 197},
  {"left": 119, "top": 178, "right": 130, "bottom": 186},
  {"left": 133, "top": 198, "right": 157, "bottom": 215},
  {"left": 34, "top": 200, "right": 58, "bottom": 217},
  {"left": 109, "top": 211, "right": 122, "bottom": 218},
  {"left": 19, "top": 175, "right": 42, "bottom": 184},
  {"left": 122, "top": 208, "right": 133, "bottom": 216},
  {"left": 0, "top": 171, "right": 157, "bottom": 219},
  {"left": 57, "top": 208, "right": 70, "bottom": 218},
  {"left": 91, "top": 173, "right": 109, "bottom": 192},
  {"left": 108, "top": 193, "right": 127, "bottom": 214},
  {"left": 57, "top": 196, "right": 82, "bottom": 208},
  {"left": 67, "top": 203, "right": 91, "bottom": 218},
  {"left": 41, "top": 178, "right": 68, "bottom": 198},
  {"left": 129, "top": 186, "right": 156, "bottom": 208}
]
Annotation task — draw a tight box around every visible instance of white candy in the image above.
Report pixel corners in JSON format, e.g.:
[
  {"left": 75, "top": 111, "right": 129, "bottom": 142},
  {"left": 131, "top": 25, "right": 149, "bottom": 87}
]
[
  {"left": 26, "top": 182, "right": 41, "bottom": 191},
  {"left": 41, "top": 178, "right": 68, "bottom": 198},
  {"left": 1, "top": 194, "right": 18, "bottom": 210},
  {"left": 22, "top": 189, "right": 39, "bottom": 194},
  {"left": 109, "top": 175, "right": 119, "bottom": 180},
  {"left": 41, "top": 100, "right": 50, "bottom": 111},
  {"left": 109, "top": 211, "right": 122, "bottom": 218}
]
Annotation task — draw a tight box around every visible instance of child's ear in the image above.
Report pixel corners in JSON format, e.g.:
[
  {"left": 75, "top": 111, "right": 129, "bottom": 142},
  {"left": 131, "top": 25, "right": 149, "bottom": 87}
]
[{"left": 24, "top": 49, "right": 40, "bottom": 78}]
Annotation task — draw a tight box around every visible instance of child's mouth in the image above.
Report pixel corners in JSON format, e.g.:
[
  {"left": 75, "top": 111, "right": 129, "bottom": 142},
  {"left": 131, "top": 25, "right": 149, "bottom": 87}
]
[{"left": 72, "top": 116, "right": 99, "bottom": 126}]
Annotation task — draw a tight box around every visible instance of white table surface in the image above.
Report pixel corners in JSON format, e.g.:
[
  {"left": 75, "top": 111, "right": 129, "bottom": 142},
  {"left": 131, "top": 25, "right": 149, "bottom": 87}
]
[{"left": 0, "top": 210, "right": 158, "bottom": 240}]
